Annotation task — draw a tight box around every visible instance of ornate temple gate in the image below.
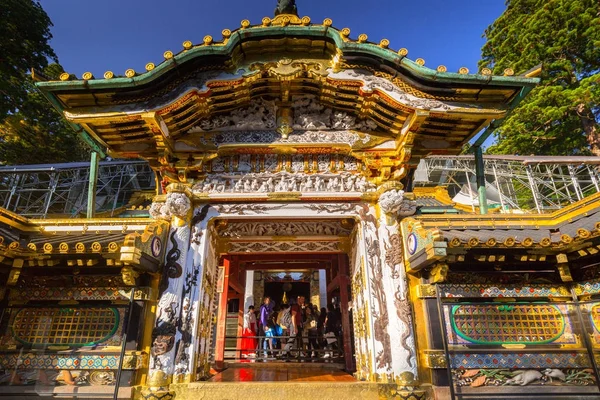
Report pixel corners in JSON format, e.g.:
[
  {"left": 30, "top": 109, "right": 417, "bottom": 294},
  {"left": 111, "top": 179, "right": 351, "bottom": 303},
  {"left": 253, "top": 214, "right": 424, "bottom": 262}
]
[
  {"left": 141, "top": 190, "right": 425, "bottom": 399},
  {"left": 32, "top": 6, "right": 540, "bottom": 398}
]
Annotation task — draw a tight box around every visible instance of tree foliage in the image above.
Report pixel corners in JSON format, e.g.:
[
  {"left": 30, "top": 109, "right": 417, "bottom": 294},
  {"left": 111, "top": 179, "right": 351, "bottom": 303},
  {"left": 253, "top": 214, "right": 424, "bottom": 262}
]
[
  {"left": 0, "top": 64, "right": 90, "bottom": 165},
  {"left": 480, "top": 0, "right": 600, "bottom": 155},
  {"left": 0, "top": 1, "right": 89, "bottom": 165},
  {"left": 0, "top": 0, "right": 56, "bottom": 120}
]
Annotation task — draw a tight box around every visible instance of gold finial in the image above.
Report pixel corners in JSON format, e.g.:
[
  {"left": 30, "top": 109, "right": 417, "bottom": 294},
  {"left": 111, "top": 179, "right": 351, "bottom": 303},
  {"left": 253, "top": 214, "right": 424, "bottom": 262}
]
[
  {"left": 103, "top": 71, "right": 114, "bottom": 79},
  {"left": 43, "top": 243, "right": 53, "bottom": 253},
  {"left": 323, "top": 18, "right": 333, "bottom": 26},
  {"left": 262, "top": 17, "right": 271, "bottom": 26},
  {"left": 301, "top": 16, "right": 310, "bottom": 25},
  {"left": 458, "top": 67, "right": 469, "bottom": 74},
  {"left": 222, "top": 29, "right": 231, "bottom": 39},
  {"left": 59, "top": 72, "right": 70, "bottom": 81},
  {"left": 82, "top": 72, "right": 94, "bottom": 80},
  {"left": 481, "top": 68, "right": 492, "bottom": 75},
  {"left": 145, "top": 63, "right": 155, "bottom": 71},
  {"left": 398, "top": 48, "right": 408, "bottom": 56},
  {"left": 182, "top": 40, "right": 193, "bottom": 50},
  {"left": 203, "top": 35, "right": 213, "bottom": 45},
  {"left": 125, "top": 69, "right": 136, "bottom": 78},
  {"left": 415, "top": 58, "right": 425, "bottom": 66},
  {"left": 504, "top": 68, "right": 514, "bottom": 76},
  {"left": 241, "top": 19, "right": 250, "bottom": 28},
  {"left": 437, "top": 65, "right": 447, "bottom": 72},
  {"left": 379, "top": 39, "right": 390, "bottom": 48},
  {"left": 357, "top": 34, "right": 368, "bottom": 43},
  {"left": 164, "top": 50, "right": 174, "bottom": 59}
]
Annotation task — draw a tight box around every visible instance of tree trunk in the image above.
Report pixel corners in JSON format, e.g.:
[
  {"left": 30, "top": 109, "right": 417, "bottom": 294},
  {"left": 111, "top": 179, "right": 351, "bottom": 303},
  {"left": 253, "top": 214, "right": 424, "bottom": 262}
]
[{"left": 577, "top": 103, "right": 600, "bottom": 156}]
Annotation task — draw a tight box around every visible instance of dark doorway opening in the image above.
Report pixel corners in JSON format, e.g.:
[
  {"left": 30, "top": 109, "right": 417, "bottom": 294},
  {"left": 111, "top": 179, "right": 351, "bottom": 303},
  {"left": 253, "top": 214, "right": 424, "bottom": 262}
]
[{"left": 264, "top": 282, "right": 310, "bottom": 306}]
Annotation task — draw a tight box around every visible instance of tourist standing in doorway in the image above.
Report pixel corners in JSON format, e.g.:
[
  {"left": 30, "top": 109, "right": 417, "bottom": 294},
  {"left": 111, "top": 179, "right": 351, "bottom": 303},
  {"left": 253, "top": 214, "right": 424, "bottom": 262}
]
[
  {"left": 303, "top": 306, "right": 320, "bottom": 358},
  {"left": 282, "top": 298, "right": 299, "bottom": 359},
  {"left": 259, "top": 296, "right": 274, "bottom": 358},
  {"left": 241, "top": 305, "right": 257, "bottom": 358}
]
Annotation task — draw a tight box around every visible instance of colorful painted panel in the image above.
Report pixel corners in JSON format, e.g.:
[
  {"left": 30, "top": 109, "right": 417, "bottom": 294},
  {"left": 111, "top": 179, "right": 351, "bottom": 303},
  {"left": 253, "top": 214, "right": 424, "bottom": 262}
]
[
  {"left": 8, "top": 287, "right": 133, "bottom": 302},
  {"left": 447, "top": 303, "right": 577, "bottom": 345},
  {"left": 450, "top": 352, "right": 592, "bottom": 369},
  {"left": 574, "top": 279, "right": 600, "bottom": 297},
  {"left": 0, "top": 353, "right": 145, "bottom": 370},
  {"left": 11, "top": 308, "right": 120, "bottom": 347},
  {"left": 438, "top": 284, "right": 570, "bottom": 298}
]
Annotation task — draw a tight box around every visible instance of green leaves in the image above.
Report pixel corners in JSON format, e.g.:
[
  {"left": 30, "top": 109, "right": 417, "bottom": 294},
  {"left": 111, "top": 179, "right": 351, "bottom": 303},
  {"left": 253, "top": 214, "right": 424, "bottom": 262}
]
[
  {"left": 481, "top": 0, "right": 600, "bottom": 155},
  {"left": 0, "top": 2, "right": 89, "bottom": 165}
]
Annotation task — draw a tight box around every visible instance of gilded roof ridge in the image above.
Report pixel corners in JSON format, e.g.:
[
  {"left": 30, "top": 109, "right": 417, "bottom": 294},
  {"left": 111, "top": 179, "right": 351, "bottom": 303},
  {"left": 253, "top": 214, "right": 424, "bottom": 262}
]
[{"left": 36, "top": 14, "right": 539, "bottom": 87}]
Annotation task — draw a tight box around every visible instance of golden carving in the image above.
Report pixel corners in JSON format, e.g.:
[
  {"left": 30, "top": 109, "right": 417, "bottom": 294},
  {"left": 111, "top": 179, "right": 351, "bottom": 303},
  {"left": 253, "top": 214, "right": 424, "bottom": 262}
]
[
  {"left": 415, "top": 58, "right": 425, "bottom": 66},
  {"left": 125, "top": 69, "right": 136, "bottom": 78},
  {"left": 43, "top": 243, "right": 53, "bottom": 253},
  {"left": 429, "top": 263, "right": 448, "bottom": 284},
  {"left": 182, "top": 40, "right": 193, "bottom": 49},
  {"left": 504, "top": 68, "right": 515, "bottom": 76},
  {"left": 103, "top": 71, "right": 114, "bottom": 79},
  {"left": 203, "top": 35, "right": 213, "bottom": 45},
  {"left": 82, "top": 72, "right": 93, "bottom": 80},
  {"left": 458, "top": 67, "right": 469, "bottom": 74},
  {"left": 437, "top": 65, "right": 447, "bottom": 72},
  {"left": 91, "top": 242, "right": 102, "bottom": 253},
  {"left": 121, "top": 266, "right": 139, "bottom": 286},
  {"left": 357, "top": 34, "right": 368, "bottom": 43},
  {"left": 59, "top": 72, "right": 70, "bottom": 81},
  {"left": 379, "top": 39, "right": 390, "bottom": 48},
  {"left": 416, "top": 284, "right": 436, "bottom": 298},
  {"left": 481, "top": 68, "right": 492, "bottom": 75},
  {"left": 424, "top": 350, "right": 446, "bottom": 368},
  {"left": 108, "top": 242, "right": 119, "bottom": 253},
  {"left": 75, "top": 242, "right": 86, "bottom": 253},
  {"left": 398, "top": 48, "right": 408, "bottom": 56},
  {"left": 163, "top": 51, "right": 174, "bottom": 59},
  {"left": 145, "top": 63, "right": 155, "bottom": 71},
  {"left": 323, "top": 18, "right": 332, "bottom": 26},
  {"left": 59, "top": 242, "right": 69, "bottom": 253}
]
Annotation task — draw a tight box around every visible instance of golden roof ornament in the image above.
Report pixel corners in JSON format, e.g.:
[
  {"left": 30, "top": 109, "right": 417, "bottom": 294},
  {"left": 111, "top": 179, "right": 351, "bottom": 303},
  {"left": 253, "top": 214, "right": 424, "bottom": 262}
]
[{"left": 274, "top": 0, "right": 298, "bottom": 16}]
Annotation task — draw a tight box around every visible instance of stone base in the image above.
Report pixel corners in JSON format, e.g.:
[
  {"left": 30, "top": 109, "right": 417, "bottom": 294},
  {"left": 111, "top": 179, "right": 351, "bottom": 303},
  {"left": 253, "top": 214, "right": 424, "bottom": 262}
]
[{"left": 133, "top": 382, "right": 431, "bottom": 400}]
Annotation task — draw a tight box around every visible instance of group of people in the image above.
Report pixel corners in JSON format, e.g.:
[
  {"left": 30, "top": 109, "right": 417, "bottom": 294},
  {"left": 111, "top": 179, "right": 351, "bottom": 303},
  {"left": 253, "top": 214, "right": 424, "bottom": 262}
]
[{"left": 241, "top": 295, "right": 342, "bottom": 360}]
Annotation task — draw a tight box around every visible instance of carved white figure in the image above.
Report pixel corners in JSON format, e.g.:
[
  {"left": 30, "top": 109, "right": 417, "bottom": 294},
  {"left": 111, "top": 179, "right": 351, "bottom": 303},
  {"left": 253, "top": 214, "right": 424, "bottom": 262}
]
[
  {"left": 234, "top": 180, "right": 244, "bottom": 192},
  {"left": 505, "top": 370, "right": 543, "bottom": 386},
  {"left": 166, "top": 192, "right": 191, "bottom": 219},
  {"left": 378, "top": 189, "right": 416, "bottom": 217}
]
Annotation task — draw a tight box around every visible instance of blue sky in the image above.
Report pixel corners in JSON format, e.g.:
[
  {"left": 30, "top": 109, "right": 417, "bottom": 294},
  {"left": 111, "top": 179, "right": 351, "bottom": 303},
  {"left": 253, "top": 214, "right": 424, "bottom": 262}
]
[{"left": 39, "top": 0, "right": 506, "bottom": 78}]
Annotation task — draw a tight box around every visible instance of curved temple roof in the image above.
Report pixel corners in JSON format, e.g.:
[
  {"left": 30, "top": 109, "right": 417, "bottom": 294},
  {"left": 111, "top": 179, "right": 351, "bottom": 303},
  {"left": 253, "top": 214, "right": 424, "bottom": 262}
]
[{"left": 36, "top": 12, "right": 539, "bottom": 175}]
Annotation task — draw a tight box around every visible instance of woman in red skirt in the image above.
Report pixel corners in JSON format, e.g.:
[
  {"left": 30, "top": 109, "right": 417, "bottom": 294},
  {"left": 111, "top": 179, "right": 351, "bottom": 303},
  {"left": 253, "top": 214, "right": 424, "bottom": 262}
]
[{"left": 241, "top": 305, "right": 257, "bottom": 358}]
